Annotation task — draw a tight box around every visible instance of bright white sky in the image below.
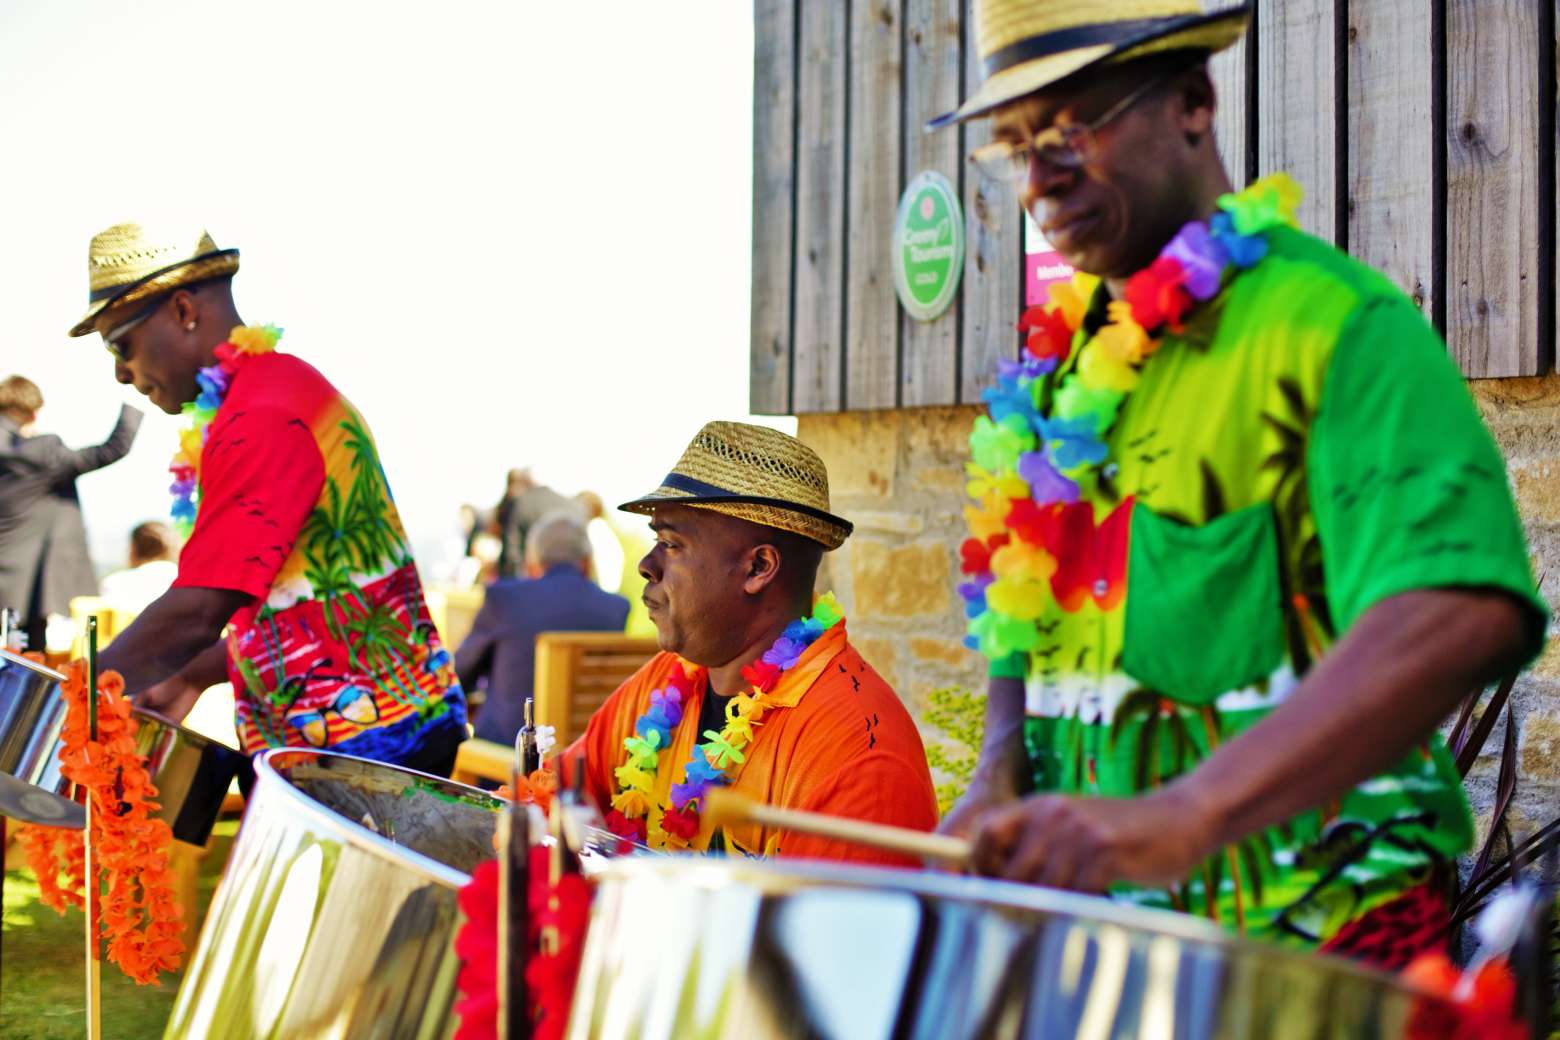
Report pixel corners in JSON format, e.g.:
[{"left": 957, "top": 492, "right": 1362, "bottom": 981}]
[{"left": 0, "top": 0, "right": 787, "bottom": 578}]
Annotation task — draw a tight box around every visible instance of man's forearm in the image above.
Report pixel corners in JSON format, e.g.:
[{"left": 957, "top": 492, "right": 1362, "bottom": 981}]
[
  {"left": 973, "top": 675, "right": 1029, "bottom": 793},
  {"left": 181, "top": 640, "right": 231, "bottom": 689},
  {"left": 98, "top": 588, "right": 248, "bottom": 694},
  {"left": 1174, "top": 588, "right": 1530, "bottom": 849}
]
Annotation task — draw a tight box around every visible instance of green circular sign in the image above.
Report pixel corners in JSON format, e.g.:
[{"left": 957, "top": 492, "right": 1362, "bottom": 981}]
[{"left": 893, "top": 171, "right": 965, "bottom": 322}]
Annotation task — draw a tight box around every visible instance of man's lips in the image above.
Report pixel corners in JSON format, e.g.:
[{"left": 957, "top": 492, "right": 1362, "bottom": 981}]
[{"left": 1041, "top": 210, "right": 1099, "bottom": 251}]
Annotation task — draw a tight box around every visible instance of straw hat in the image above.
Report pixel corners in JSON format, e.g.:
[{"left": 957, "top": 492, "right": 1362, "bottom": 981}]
[
  {"left": 928, "top": 0, "right": 1249, "bottom": 129},
  {"left": 67, "top": 223, "right": 240, "bottom": 337},
  {"left": 619, "top": 422, "right": 853, "bottom": 550}
]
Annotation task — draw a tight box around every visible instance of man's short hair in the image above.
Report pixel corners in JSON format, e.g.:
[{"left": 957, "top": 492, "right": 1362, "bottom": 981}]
[
  {"left": 0, "top": 375, "right": 43, "bottom": 418},
  {"left": 525, "top": 510, "right": 592, "bottom": 570},
  {"left": 129, "top": 521, "right": 177, "bottom": 565}
]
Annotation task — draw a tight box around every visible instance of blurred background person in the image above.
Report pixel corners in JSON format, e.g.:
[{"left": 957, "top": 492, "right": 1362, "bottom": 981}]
[
  {"left": 0, "top": 374, "right": 141, "bottom": 650},
  {"left": 576, "top": 489, "right": 655, "bottom": 638},
  {"left": 457, "top": 510, "right": 629, "bottom": 747},
  {"left": 495, "top": 467, "right": 575, "bottom": 580},
  {"left": 99, "top": 519, "right": 180, "bottom": 613}
]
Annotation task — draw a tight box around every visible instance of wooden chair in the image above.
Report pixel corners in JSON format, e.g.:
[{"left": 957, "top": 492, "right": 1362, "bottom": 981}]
[{"left": 451, "top": 632, "right": 657, "bottom": 787}]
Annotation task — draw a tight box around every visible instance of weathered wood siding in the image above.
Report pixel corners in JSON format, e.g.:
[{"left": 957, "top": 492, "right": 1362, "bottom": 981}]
[{"left": 751, "top": 0, "right": 1559, "bottom": 414}]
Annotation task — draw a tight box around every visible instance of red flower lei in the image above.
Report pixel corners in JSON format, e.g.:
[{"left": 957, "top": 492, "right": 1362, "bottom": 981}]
[{"left": 18, "top": 663, "right": 185, "bottom": 984}]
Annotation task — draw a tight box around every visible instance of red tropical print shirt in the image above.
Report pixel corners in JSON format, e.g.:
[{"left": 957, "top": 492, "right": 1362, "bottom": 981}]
[{"left": 173, "top": 350, "right": 465, "bottom": 760}]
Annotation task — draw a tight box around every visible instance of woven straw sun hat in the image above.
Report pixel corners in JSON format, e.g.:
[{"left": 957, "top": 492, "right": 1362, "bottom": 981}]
[
  {"left": 67, "top": 222, "right": 240, "bottom": 338},
  {"left": 928, "top": 0, "right": 1250, "bottom": 129},
  {"left": 619, "top": 421, "right": 853, "bottom": 551}
]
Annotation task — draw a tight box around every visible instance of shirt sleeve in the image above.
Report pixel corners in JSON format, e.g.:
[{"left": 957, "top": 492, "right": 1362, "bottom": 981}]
[
  {"left": 1308, "top": 297, "right": 1548, "bottom": 658},
  {"left": 173, "top": 405, "right": 325, "bottom": 600}
]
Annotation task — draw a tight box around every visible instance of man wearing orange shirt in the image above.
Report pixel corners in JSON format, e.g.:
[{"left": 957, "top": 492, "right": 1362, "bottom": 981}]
[{"left": 562, "top": 422, "right": 937, "bottom": 865}]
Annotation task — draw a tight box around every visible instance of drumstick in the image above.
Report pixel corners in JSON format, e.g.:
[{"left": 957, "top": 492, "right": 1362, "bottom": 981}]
[{"left": 703, "top": 788, "right": 971, "bottom": 868}]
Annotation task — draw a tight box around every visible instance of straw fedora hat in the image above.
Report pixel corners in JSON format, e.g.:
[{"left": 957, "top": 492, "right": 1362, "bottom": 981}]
[
  {"left": 928, "top": 0, "right": 1249, "bottom": 129},
  {"left": 67, "top": 223, "right": 240, "bottom": 338},
  {"left": 619, "top": 422, "right": 853, "bottom": 550}
]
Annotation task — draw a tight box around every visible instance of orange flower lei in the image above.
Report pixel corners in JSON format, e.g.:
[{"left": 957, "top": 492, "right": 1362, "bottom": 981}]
[{"left": 18, "top": 663, "right": 185, "bottom": 985}]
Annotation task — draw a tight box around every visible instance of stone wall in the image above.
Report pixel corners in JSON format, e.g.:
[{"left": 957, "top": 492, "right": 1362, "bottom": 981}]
[{"left": 800, "top": 381, "right": 1560, "bottom": 854}]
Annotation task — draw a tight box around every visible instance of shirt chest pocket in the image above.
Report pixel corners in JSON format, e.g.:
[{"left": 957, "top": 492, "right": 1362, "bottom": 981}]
[{"left": 1121, "top": 502, "right": 1286, "bottom": 704}]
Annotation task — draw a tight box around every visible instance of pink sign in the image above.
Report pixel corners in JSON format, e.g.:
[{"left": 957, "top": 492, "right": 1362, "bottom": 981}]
[{"left": 1024, "top": 213, "right": 1074, "bottom": 306}]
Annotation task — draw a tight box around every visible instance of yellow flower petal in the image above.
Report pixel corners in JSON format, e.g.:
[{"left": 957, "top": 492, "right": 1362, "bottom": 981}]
[{"left": 1078, "top": 342, "right": 1139, "bottom": 392}]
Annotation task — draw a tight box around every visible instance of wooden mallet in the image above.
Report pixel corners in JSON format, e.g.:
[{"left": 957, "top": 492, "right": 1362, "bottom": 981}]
[{"left": 703, "top": 788, "right": 971, "bottom": 869}]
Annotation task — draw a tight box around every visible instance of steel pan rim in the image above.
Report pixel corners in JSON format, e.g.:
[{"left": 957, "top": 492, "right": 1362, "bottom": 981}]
[
  {"left": 253, "top": 747, "right": 502, "bottom": 889},
  {"left": 131, "top": 705, "right": 232, "bottom": 751},
  {"left": 591, "top": 855, "right": 1439, "bottom": 999},
  {"left": 0, "top": 648, "right": 66, "bottom": 681}
]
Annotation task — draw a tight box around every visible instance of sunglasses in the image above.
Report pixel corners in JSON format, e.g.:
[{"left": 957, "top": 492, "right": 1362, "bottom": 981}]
[
  {"left": 101, "top": 297, "right": 166, "bottom": 361},
  {"left": 968, "top": 75, "right": 1168, "bottom": 184},
  {"left": 287, "top": 684, "right": 381, "bottom": 748}
]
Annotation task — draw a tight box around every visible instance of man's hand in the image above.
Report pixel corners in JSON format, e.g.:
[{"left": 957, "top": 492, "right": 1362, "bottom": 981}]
[
  {"left": 137, "top": 672, "right": 205, "bottom": 722},
  {"left": 939, "top": 769, "right": 1018, "bottom": 839},
  {"left": 970, "top": 787, "right": 1216, "bottom": 890}
]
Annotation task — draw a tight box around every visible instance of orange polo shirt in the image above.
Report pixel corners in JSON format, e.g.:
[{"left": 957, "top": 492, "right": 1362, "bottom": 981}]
[{"left": 562, "top": 623, "right": 938, "bottom": 867}]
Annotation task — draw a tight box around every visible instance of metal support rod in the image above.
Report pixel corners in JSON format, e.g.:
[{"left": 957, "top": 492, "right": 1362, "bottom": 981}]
[{"left": 84, "top": 617, "right": 102, "bottom": 1040}]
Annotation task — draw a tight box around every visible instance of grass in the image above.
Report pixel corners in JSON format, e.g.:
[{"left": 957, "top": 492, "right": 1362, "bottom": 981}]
[{"left": 1, "top": 820, "right": 238, "bottom": 1040}]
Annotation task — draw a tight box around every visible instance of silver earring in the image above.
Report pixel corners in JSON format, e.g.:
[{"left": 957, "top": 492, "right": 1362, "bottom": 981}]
[{"left": 185, "top": 322, "right": 197, "bottom": 331}]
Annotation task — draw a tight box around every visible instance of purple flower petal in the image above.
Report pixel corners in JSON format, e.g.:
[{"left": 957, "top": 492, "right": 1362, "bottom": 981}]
[
  {"left": 1018, "top": 451, "right": 1079, "bottom": 505},
  {"left": 1164, "top": 221, "right": 1227, "bottom": 300}
]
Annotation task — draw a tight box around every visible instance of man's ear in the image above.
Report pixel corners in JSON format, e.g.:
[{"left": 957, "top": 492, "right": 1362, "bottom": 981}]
[
  {"left": 742, "top": 544, "right": 783, "bottom": 596},
  {"left": 170, "top": 289, "right": 200, "bottom": 332},
  {"left": 1176, "top": 67, "right": 1217, "bottom": 145}
]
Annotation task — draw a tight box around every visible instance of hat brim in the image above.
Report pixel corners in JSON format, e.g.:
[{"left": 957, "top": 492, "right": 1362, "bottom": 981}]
[
  {"left": 68, "top": 249, "right": 240, "bottom": 338},
  {"left": 619, "top": 487, "right": 853, "bottom": 551},
  {"left": 926, "top": 7, "right": 1250, "bottom": 130}
]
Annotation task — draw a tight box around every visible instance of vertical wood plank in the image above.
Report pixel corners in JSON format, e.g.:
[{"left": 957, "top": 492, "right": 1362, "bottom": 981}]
[
  {"left": 793, "top": 0, "right": 849, "bottom": 412},
  {"left": 1256, "top": 0, "right": 1338, "bottom": 240},
  {"left": 750, "top": 0, "right": 796, "bottom": 415},
  {"left": 1205, "top": 1, "right": 1249, "bottom": 187},
  {"left": 845, "top": 0, "right": 903, "bottom": 410},
  {"left": 900, "top": 0, "right": 963, "bottom": 407},
  {"left": 959, "top": 9, "right": 1021, "bottom": 404},
  {"left": 1447, "top": 0, "right": 1544, "bottom": 376},
  {"left": 1348, "top": 0, "right": 1436, "bottom": 317}
]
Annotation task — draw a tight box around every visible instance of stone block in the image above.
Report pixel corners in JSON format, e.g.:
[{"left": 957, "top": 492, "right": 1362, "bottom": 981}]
[
  {"left": 913, "top": 463, "right": 967, "bottom": 495},
  {"left": 851, "top": 510, "right": 926, "bottom": 535},
  {"left": 798, "top": 412, "right": 898, "bottom": 497},
  {"left": 1519, "top": 708, "right": 1560, "bottom": 783},
  {"left": 852, "top": 540, "right": 952, "bottom": 619},
  {"left": 1509, "top": 459, "right": 1560, "bottom": 525},
  {"left": 910, "top": 636, "right": 970, "bottom": 668}
]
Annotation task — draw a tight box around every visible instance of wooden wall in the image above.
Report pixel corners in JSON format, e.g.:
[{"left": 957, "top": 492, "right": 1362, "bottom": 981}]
[{"left": 750, "top": 0, "right": 1558, "bottom": 415}]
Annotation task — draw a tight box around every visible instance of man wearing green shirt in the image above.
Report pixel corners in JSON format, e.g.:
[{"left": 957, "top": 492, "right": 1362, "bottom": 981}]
[{"left": 932, "top": 1, "right": 1545, "bottom": 964}]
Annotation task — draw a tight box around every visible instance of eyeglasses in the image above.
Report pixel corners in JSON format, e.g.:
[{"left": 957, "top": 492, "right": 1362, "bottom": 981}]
[
  {"left": 968, "top": 76, "right": 1168, "bottom": 184},
  {"left": 101, "top": 297, "right": 164, "bottom": 361}
]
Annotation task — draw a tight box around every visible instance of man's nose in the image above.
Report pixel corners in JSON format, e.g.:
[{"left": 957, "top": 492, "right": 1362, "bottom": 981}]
[
  {"left": 1020, "top": 151, "right": 1075, "bottom": 213},
  {"left": 113, "top": 359, "right": 133, "bottom": 385}
]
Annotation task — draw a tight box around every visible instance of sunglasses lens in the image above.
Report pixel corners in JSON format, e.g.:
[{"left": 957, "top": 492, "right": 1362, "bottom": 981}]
[{"left": 289, "top": 712, "right": 329, "bottom": 748}]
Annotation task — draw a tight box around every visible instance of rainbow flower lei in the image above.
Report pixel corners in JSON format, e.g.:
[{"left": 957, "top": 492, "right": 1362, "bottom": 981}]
[
  {"left": 960, "top": 174, "right": 1303, "bottom": 663},
  {"left": 607, "top": 592, "right": 845, "bottom": 850},
  {"left": 168, "top": 324, "right": 283, "bottom": 536}
]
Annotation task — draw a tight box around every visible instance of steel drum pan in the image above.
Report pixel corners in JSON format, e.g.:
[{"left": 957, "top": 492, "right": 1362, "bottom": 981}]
[
  {"left": 0, "top": 650, "right": 80, "bottom": 826},
  {"left": 166, "top": 748, "right": 504, "bottom": 1040},
  {"left": 569, "top": 857, "right": 1456, "bottom": 1040},
  {"left": 0, "top": 648, "right": 241, "bottom": 843}
]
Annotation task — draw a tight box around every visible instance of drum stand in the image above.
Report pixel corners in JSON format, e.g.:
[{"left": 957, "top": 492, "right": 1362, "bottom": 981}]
[{"left": 84, "top": 618, "right": 102, "bottom": 1040}]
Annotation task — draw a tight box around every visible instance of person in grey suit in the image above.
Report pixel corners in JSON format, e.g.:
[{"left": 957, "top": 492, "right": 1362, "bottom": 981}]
[
  {"left": 457, "top": 510, "right": 630, "bottom": 747},
  {"left": 0, "top": 375, "right": 141, "bottom": 650}
]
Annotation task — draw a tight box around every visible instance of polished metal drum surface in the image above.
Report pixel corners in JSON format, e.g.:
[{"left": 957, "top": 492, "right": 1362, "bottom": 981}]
[
  {"left": 570, "top": 857, "right": 1455, "bottom": 1040},
  {"left": 0, "top": 647, "right": 239, "bottom": 839},
  {"left": 0, "top": 649, "right": 81, "bottom": 826},
  {"left": 166, "top": 749, "right": 503, "bottom": 1040},
  {"left": 132, "top": 708, "right": 243, "bottom": 846}
]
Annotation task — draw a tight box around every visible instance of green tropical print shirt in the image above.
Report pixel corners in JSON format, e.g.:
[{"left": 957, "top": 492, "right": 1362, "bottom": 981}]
[{"left": 992, "top": 226, "right": 1546, "bottom": 947}]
